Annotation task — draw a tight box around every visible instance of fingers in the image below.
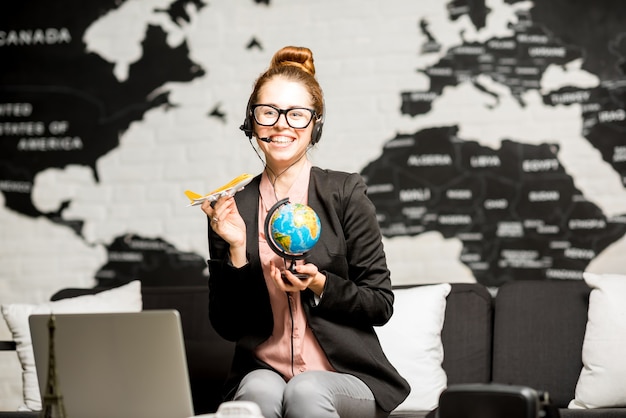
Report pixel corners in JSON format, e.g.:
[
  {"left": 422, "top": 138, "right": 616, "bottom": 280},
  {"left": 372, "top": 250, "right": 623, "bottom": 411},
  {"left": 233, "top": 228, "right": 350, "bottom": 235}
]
[
  {"left": 269, "top": 261, "right": 293, "bottom": 290},
  {"left": 202, "top": 196, "right": 233, "bottom": 225},
  {"left": 293, "top": 263, "right": 318, "bottom": 279},
  {"left": 200, "top": 199, "right": 215, "bottom": 217},
  {"left": 269, "top": 260, "right": 316, "bottom": 292}
]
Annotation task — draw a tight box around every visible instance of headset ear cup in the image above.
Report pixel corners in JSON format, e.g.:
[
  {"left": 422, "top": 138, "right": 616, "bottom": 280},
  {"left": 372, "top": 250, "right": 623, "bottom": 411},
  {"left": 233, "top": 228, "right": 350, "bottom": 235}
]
[
  {"left": 311, "top": 116, "right": 324, "bottom": 145},
  {"left": 242, "top": 112, "right": 253, "bottom": 139},
  {"left": 240, "top": 98, "right": 254, "bottom": 139}
]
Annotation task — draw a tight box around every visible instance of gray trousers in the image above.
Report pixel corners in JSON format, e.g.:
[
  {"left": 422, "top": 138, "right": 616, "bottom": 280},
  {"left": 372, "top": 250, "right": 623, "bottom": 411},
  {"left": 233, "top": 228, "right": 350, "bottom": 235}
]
[{"left": 233, "top": 369, "right": 389, "bottom": 418}]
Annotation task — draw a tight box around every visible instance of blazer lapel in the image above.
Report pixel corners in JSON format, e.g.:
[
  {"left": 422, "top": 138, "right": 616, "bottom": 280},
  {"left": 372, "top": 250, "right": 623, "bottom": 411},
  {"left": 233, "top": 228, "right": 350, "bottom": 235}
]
[{"left": 236, "top": 175, "right": 261, "bottom": 269}]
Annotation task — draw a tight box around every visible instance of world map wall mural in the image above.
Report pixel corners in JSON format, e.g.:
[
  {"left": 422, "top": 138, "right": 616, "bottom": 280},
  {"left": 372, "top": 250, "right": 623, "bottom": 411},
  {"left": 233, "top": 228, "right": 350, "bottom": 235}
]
[
  {"left": 1, "top": 0, "right": 625, "bottom": 294},
  {"left": 362, "top": 2, "right": 626, "bottom": 285}
]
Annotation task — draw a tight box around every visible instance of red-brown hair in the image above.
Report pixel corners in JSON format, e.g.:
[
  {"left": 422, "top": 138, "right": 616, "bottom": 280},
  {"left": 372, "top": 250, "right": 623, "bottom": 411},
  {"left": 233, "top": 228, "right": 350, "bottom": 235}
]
[{"left": 249, "top": 46, "right": 324, "bottom": 117}]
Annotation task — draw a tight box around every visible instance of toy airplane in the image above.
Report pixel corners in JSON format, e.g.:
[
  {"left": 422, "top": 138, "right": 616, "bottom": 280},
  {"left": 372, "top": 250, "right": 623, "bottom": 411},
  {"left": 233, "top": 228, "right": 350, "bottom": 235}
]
[{"left": 185, "top": 173, "right": 254, "bottom": 207}]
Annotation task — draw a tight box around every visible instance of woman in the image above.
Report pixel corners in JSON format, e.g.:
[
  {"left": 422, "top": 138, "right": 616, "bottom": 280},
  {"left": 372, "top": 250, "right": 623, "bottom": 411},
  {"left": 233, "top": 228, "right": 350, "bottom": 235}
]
[{"left": 201, "top": 46, "right": 409, "bottom": 418}]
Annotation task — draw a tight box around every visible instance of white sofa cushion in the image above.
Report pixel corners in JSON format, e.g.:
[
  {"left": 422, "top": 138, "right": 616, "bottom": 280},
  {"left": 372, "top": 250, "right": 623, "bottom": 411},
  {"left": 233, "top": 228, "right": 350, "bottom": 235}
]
[
  {"left": 1, "top": 281, "right": 142, "bottom": 411},
  {"left": 569, "top": 273, "right": 626, "bottom": 409},
  {"left": 376, "top": 283, "right": 451, "bottom": 412}
]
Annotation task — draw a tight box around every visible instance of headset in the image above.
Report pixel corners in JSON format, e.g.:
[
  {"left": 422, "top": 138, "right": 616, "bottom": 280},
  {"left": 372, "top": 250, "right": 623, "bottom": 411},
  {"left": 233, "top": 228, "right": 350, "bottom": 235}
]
[{"left": 239, "top": 97, "right": 324, "bottom": 145}]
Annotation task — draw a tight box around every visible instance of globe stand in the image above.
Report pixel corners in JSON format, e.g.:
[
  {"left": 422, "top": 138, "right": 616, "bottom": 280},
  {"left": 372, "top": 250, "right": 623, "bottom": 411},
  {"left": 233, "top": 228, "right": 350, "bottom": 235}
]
[
  {"left": 281, "top": 257, "right": 308, "bottom": 281},
  {"left": 264, "top": 198, "right": 315, "bottom": 281}
]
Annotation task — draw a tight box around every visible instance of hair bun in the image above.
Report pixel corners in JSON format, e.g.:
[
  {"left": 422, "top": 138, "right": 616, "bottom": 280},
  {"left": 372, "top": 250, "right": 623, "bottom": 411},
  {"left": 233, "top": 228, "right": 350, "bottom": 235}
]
[{"left": 270, "top": 46, "right": 316, "bottom": 76}]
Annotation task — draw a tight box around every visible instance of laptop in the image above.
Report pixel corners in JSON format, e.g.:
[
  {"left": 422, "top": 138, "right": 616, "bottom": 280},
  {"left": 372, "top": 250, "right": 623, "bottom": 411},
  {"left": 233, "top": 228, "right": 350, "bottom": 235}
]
[{"left": 29, "top": 310, "right": 195, "bottom": 418}]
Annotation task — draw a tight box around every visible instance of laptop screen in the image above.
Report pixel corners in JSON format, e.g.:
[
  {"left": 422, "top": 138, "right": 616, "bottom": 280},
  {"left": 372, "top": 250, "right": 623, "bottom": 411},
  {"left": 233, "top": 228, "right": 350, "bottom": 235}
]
[{"left": 29, "top": 310, "right": 195, "bottom": 418}]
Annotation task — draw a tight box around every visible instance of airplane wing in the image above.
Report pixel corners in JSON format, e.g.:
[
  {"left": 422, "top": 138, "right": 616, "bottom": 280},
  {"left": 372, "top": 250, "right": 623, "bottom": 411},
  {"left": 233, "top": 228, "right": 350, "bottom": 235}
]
[{"left": 185, "top": 173, "right": 254, "bottom": 207}]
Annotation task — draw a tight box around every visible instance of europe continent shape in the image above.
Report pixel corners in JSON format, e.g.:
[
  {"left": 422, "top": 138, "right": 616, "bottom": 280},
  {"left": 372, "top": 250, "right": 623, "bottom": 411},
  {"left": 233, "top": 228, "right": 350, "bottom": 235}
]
[{"left": 268, "top": 203, "right": 321, "bottom": 256}]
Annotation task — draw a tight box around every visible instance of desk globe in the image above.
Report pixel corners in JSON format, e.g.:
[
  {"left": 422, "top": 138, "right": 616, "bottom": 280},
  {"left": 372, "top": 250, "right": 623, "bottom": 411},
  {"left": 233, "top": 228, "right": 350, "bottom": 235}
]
[{"left": 264, "top": 198, "right": 321, "bottom": 279}]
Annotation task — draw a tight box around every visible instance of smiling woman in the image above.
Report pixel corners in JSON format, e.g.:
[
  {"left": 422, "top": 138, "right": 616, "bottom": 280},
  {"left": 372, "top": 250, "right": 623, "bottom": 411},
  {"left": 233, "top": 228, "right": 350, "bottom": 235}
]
[{"left": 197, "top": 45, "right": 410, "bottom": 418}]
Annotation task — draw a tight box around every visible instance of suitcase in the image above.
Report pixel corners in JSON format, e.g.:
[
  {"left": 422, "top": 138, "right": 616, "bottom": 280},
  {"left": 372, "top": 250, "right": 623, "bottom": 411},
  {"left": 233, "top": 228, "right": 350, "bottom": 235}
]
[{"left": 437, "top": 383, "right": 560, "bottom": 418}]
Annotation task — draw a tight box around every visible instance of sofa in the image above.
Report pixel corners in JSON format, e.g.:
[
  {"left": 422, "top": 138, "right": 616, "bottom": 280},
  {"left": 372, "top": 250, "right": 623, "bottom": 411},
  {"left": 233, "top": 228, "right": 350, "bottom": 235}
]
[
  {"left": 430, "top": 280, "right": 625, "bottom": 418},
  {"left": 1, "top": 279, "right": 624, "bottom": 417}
]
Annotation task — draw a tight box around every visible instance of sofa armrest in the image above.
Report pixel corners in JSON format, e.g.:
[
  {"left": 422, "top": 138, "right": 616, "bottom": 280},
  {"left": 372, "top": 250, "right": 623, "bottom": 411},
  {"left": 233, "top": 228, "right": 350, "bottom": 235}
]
[{"left": 560, "top": 409, "right": 626, "bottom": 417}]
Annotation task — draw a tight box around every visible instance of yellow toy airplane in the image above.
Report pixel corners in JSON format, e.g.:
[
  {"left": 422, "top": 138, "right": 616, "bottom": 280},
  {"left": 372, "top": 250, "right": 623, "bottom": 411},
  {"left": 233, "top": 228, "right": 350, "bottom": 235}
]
[{"left": 185, "top": 173, "right": 254, "bottom": 207}]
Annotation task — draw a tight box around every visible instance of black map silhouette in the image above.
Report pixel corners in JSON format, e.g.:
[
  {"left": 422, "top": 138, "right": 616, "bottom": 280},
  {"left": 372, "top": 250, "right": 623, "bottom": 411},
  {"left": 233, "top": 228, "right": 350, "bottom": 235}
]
[
  {"left": 363, "top": 0, "right": 626, "bottom": 286},
  {"left": 0, "top": 0, "right": 208, "bottom": 285},
  {"left": 1, "top": 0, "right": 625, "bottom": 287}
]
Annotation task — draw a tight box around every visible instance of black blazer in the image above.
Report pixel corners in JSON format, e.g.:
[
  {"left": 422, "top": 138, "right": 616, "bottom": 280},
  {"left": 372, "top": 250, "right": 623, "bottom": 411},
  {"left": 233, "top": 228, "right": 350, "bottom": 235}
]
[{"left": 207, "top": 166, "right": 410, "bottom": 412}]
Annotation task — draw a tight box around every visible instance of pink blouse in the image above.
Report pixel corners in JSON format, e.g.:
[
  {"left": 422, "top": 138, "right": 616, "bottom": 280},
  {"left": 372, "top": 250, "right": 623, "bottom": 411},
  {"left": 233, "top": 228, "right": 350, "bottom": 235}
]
[{"left": 254, "top": 160, "right": 334, "bottom": 379}]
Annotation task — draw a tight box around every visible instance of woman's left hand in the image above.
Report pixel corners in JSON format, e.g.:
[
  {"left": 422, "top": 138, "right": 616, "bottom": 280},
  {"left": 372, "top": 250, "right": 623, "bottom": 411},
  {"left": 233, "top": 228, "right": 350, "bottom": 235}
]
[{"left": 269, "top": 261, "right": 326, "bottom": 296}]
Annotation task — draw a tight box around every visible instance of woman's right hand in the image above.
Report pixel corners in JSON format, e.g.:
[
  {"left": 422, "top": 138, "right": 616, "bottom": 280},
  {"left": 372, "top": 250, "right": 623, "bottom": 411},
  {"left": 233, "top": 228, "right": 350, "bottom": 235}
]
[{"left": 201, "top": 196, "right": 247, "bottom": 266}]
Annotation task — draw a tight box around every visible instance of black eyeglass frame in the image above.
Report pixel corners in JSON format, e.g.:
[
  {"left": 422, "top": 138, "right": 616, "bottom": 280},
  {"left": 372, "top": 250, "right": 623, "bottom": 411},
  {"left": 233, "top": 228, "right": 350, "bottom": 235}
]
[{"left": 251, "top": 104, "right": 317, "bottom": 129}]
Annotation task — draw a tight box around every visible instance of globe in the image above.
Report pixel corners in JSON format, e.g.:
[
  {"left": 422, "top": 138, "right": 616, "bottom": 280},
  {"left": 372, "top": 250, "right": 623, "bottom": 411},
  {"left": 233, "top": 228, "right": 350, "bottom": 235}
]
[{"left": 266, "top": 199, "right": 321, "bottom": 257}]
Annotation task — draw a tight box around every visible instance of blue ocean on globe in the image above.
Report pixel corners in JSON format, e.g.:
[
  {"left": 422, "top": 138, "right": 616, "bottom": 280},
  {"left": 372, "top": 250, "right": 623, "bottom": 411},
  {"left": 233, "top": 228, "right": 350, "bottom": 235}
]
[{"left": 269, "top": 203, "right": 321, "bottom": 256}]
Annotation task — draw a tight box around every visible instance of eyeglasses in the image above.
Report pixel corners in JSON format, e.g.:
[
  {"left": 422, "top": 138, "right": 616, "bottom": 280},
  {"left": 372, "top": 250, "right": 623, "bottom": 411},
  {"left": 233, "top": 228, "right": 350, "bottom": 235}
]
[{"left": 251, "top": 104, "right": 317, "bottom": 129}]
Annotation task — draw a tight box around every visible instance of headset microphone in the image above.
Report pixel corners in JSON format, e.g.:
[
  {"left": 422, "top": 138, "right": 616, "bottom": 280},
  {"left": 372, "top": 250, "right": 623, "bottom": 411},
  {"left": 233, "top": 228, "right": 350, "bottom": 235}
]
[{"left": 240, "top": 118, "right": 270, "bottom": 143}]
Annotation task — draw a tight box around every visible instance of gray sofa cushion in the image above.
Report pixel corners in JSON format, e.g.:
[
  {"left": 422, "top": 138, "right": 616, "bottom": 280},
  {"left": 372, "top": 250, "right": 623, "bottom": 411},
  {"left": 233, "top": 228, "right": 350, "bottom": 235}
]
[
  {"left": 441, "top": 283, "right": 493, "bottom": 385},
  {"left": 492, "top": 279, "right": 590, "bottom": 408}
]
